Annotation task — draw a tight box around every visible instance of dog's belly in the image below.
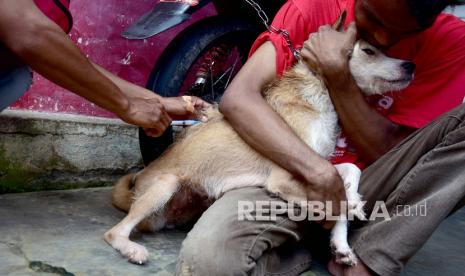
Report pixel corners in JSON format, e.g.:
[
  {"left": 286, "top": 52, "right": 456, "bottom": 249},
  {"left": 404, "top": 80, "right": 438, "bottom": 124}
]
[
  {"left": 200, "top": 173, "right": 268, "bottom": 198},
  {"left": 180, "top": 111, "right": 339, "bottom": 199}
]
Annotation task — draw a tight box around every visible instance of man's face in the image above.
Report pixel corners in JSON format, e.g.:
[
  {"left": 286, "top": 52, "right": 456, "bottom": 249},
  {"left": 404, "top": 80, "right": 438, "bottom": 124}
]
[{"left": 355, "top": 0, "right": 432, "bottom": 48}]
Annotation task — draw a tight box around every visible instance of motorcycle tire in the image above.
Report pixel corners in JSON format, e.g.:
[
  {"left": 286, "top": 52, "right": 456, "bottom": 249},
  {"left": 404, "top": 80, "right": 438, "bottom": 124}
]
[{"left": 139, "top": 17, "right": 260, "bottom": 165}]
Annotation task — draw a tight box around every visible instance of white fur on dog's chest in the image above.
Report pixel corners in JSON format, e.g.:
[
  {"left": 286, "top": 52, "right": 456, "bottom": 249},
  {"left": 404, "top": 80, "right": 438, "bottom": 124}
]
[
  {"left": 295, "top": 70, "right": 339, "bottom": 157},
  {"left": 302, "top": 110, "right": 339, "bottom": 158}
]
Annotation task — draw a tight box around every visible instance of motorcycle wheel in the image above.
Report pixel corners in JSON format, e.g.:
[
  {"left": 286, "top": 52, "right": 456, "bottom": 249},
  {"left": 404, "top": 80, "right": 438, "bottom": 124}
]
[{"left": 139, "top": 17, "right": 260, "bottom": 165}]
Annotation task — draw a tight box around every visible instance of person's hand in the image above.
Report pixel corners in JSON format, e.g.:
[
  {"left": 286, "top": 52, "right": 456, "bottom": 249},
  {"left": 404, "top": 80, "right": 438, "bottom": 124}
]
[
  {"left": 304, "top": 162, "right": 347, "bottom": 229},
  {"left": 118, "top": 96, "right": 172, "bottom": 138},
  {"left": 300, "top": 22, "right": 357, "bottom": 87},
  {"left": 161, "top": 96, "right": 211, "bottom": 122}
]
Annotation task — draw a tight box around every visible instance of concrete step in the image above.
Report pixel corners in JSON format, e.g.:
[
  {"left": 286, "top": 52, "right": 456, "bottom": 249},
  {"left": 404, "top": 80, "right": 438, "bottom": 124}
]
[
  {"left": 0, "top": 188, "right": 463, "bottom": 275},
  {"left": 0, "top": 110, "right": 143, "bottom": 193}
]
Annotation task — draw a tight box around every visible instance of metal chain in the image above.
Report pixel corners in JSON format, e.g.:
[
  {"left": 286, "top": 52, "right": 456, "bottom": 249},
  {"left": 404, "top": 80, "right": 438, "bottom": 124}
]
[{"left": 244, "top": 0, "right": 301, "bottom": 60}]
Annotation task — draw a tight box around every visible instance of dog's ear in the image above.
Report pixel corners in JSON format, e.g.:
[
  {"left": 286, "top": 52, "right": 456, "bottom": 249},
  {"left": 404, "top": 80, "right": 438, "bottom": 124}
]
[{"left": 332, "top": 10, "right": 347, "bottom": 31}]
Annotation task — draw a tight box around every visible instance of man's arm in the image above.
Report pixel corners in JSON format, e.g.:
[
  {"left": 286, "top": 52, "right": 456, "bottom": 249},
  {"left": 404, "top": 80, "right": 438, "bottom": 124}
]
[
  {"left": 220, "top": 42, "right": 346, "bottom": 222},
  {"left": 301, "top": 24, "right": 415, "bottom": 164},
  {"left": 91, "top": 62, "right": 210, "bottom": 120},
  {"left": 0, "top": 0, "right": 170, "bottom": 136}
]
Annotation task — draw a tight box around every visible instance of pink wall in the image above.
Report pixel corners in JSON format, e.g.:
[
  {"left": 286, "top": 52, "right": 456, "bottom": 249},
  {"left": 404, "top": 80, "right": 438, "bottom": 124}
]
[{"left": 10, "top": 0, "right": 216, "bottom": 118}]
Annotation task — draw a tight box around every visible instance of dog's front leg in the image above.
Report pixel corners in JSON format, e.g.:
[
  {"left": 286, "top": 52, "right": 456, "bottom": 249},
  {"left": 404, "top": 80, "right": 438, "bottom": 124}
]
[
  {"left": 330, "top": 163, "right": 365, "bottom": 266},
  {"left": 334, "top": 163, "right": 365, "bottom": 219},
  {"left": 330, "top": 213, "right": 357, "bottom": 266}
]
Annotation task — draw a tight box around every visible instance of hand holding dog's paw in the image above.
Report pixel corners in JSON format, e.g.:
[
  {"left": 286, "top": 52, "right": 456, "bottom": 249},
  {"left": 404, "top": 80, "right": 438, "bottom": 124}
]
[{"left": 162, "top": 96, "right": 211, "bottom": 122}]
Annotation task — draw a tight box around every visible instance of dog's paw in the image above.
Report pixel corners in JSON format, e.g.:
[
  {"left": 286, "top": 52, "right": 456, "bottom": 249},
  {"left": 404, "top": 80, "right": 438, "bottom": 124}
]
[
  {"left": 103, "top": 230, "right": 149, "bottom": 265},
  {"left": 335, "top": 247, "right": 358, "bottom": 266},
  {"left": 330, "top": 239, "right": 358, "bottom": 267},
  {"left": 124, "top": 244, "right": 148, "bottom": 265},
  {"left": 120, "top": 242, "right": 149, "bottom": 265}
]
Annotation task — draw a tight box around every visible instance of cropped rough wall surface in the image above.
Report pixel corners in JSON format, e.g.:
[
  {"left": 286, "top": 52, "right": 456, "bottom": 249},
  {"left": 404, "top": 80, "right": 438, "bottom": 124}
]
[{"left": 0, "top": 110, "right": 142, "bottom": 193}]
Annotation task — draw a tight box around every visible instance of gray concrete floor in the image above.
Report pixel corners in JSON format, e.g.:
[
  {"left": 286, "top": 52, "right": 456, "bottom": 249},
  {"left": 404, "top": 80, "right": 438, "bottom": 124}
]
[{"left": 0, "top": 188, "right": 463, "bottom": 276}]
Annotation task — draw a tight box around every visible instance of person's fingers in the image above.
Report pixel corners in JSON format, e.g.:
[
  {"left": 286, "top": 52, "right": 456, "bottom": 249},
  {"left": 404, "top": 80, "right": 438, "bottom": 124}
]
[
  {"left": 318, "top": 24, "right": 331, "bottom": 32},
  {"left": 158, "top": 112, "right": 171, "bottom": 130},
  {"left": 144, "top": 128, "right": 161, "bottom": 138},
  {"left": 162, "top": 108, "right": 172, "bottom": 125},
  {"left": 199, "top": 100, "right": 211, "bottom": 109},
  {"left": 192, "top": 96, "right": 210, "bottom": 108},
  {"left": 300, "top": 49, "right": 321, "bottom": 74},
  {"left": 145, "top": 107, "right": 168, "bottom": 134},
  {"left": 182, "top": 96, "right": 195, "bottom": 113},
  {"left": 301, "top": 47, "right": 317, "bottom": 63},
  {"left": 308, "top": 32, "right": 319, "bottom": 43}
]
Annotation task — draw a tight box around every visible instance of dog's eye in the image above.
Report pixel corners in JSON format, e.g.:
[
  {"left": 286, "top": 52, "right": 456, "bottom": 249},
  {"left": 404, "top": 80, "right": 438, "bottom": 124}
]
[{"left": 362, "top": 48, "right": 376, "bottom": 56}]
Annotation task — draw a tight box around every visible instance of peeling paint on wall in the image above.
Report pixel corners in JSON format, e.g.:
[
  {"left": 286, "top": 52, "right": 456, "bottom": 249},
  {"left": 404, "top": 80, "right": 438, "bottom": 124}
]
[{"left": 120, "top": 51, "right": 134, "bottom": 65}]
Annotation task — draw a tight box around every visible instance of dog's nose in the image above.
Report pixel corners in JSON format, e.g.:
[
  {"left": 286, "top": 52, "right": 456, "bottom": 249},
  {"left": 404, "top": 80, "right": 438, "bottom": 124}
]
[{"left": 401, "top": 62, "right": 416, "bottom": 75}]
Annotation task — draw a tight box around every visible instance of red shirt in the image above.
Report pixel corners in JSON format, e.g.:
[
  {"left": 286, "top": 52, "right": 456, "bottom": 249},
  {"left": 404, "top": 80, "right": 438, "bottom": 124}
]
[
  {"left": 249, "top": 0, "right": 465, "bottom": 168},
  {"left": 34, "top": 0, "right": 73, "bottom": 33}
]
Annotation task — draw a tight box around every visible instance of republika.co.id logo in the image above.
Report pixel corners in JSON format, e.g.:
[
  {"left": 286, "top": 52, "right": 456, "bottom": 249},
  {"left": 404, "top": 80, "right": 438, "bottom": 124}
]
[{"left": 237, "top": 200, "right": 428, "bottom": 222}]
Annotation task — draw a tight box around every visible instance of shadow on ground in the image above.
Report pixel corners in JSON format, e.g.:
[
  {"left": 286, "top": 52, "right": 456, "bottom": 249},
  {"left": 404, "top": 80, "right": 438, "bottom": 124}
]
[{"left": 0, "top": 188, "right": 463, "bottom": 275}]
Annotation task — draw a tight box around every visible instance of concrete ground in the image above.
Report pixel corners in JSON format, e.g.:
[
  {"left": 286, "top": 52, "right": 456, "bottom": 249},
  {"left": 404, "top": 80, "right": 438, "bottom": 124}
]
[{"left": 0, "top": 188, "right": 463, "bottom": 276}]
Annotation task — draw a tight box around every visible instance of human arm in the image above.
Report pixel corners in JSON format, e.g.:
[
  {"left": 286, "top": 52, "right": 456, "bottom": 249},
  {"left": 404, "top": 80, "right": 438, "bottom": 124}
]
[
  {"left": 91, "top": 62, "right": 210, "bottom": 121},
  {"left": 220, "top": 42, "right": 346, "bottom": 224},
  {"left": 0, "top": 0, "right": 171, "bottom": 135},
  {"left": 301, "top": 24, "right": 415, "bottom": 164}
]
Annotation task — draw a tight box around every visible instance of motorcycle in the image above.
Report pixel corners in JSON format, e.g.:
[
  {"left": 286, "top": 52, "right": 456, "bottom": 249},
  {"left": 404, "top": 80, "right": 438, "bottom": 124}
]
[{"left": 123, "top": 0, "right": 285, "bottom": 165}]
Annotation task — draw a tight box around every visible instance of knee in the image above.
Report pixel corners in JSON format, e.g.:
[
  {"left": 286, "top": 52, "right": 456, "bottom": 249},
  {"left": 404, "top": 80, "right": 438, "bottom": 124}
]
[
  {"left": 176, "top": 232, "right": 251, "bottom": 276},
  {"left": 446, "top": 103, "right": 465, "bottom": 121}
]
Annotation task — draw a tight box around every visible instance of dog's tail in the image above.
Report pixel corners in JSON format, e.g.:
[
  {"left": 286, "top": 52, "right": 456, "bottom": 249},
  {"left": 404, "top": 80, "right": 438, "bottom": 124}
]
[{"left": 111, "top": 173, "right": 136, "bottom": 212}]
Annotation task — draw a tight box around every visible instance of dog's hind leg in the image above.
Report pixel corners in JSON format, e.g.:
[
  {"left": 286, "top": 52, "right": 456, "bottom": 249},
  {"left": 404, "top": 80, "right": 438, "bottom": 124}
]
[{"left": 104, "top": 174, "right": 180, "bottom": 264}]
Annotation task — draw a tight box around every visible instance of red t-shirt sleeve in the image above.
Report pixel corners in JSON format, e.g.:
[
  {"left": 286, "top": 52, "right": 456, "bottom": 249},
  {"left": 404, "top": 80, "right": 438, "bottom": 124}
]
[
  {"left": 34, "top": 0, "right": 73, "bottom": 33},
  {"left": 248, "top": 0, "right": 351, "bottom": 76},
  {"left": 387, "top": 14, "right": 465, "bottom": 128},
  {"left": 249, "top": 1, "right": 310, "bottom": 76}
]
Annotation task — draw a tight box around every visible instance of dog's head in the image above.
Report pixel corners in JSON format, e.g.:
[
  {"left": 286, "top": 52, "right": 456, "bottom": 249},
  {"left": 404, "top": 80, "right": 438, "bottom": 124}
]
[{"left": 349, "top": 40, "right": 415, "bottom": 95}]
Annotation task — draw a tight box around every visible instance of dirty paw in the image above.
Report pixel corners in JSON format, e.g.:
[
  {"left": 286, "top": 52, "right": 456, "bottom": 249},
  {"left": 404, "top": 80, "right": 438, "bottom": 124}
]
[
  {"left": 330, "top": 239, "right": 358, "bottom": 267},
  {"left": 120, "top": 242, "right": 149, "bottom": 265},
  {"left": 334, "top": 247, "right": 358, "bottom": 266}
]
